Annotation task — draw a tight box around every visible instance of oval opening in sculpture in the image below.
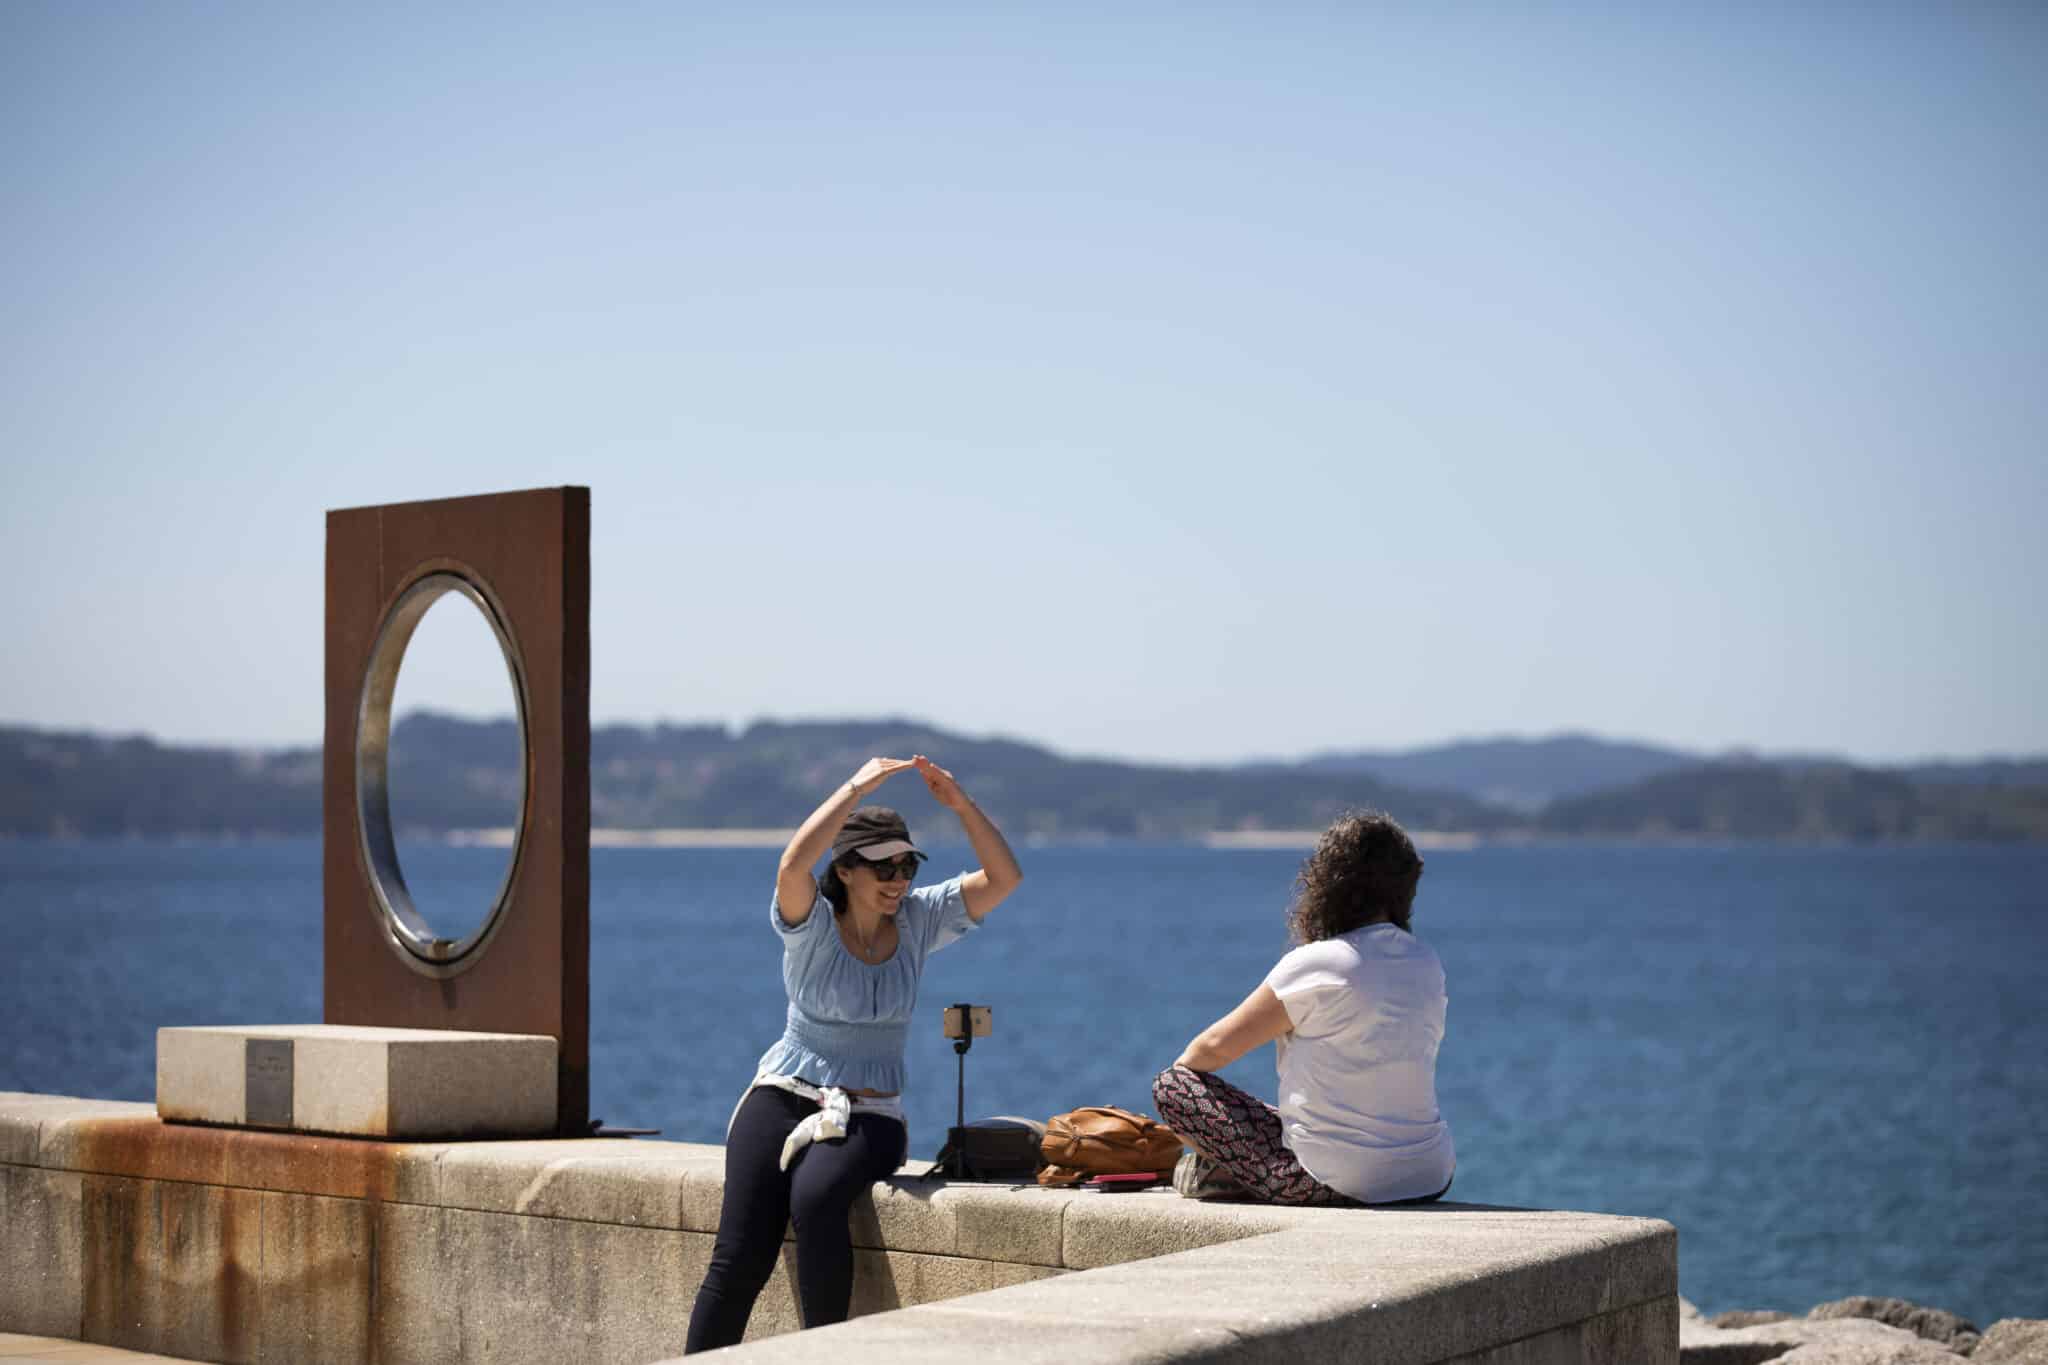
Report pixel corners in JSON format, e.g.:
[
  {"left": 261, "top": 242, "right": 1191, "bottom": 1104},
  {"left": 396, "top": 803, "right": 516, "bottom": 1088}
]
[{"left": 355, "top": 570, "right": 531, "bottom": 978}]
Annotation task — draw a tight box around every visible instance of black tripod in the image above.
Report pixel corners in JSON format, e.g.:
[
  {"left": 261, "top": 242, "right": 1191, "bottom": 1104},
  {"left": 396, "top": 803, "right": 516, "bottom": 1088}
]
[{"left": 940, "top": 1011, "right": 976, "bottom": 1179}]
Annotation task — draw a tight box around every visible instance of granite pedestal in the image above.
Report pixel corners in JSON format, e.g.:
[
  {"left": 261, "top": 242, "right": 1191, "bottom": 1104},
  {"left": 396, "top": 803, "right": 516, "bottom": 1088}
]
[{"left": 156, "top": 1025, "right": 556, "bottom": 1140}]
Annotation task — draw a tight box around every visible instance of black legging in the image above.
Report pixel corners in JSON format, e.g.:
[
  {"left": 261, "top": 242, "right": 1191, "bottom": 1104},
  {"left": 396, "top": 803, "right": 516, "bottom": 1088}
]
[{"left": 684, "top": 1084, "right": 909, "bottom": 1353}]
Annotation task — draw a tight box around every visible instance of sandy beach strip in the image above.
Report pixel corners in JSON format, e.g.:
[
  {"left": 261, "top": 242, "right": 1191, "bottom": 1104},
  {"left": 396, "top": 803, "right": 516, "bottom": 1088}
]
[
  {"left": 1201, "top": 829, "right": 1482, "bottom": 851},
  {"left": 446, "top": 828, "right": 791, "bottom": 848}
]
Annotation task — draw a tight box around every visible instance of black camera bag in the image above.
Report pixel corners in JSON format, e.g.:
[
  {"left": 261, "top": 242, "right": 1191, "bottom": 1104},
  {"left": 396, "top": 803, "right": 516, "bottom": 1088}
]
[{"left": 929, "top": 1116, "right": 1044, "bottom": 1182}]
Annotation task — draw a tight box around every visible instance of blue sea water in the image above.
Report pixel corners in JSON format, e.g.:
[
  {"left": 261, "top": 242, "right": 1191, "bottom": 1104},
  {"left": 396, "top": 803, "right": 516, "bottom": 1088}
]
[{"left": 3, "top": 839, "right": 2044, "bottom": 1326}]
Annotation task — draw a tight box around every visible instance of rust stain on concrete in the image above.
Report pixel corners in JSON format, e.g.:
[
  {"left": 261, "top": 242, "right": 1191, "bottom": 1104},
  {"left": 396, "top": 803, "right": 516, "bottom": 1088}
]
[
  {"left": 65, "top": 1115, "right": 433, "bottom": 1203},
  {"left": 79, "top": 1174, "right": 144, "bottom": 1350},
  {"left": 70, "top": 1124, "right": 400, "bottom": 1364}
]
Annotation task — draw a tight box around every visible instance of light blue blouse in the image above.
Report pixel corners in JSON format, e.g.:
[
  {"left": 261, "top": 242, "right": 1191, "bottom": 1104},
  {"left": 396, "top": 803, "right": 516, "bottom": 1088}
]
[{"left": 753, "top": 874, "right": 980, "bottom": 1095}]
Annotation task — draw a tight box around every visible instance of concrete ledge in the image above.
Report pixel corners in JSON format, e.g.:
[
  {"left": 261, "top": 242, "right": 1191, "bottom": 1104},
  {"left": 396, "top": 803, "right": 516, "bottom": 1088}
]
[
  {"left": 0, "top": 1092, "right": 156, "bottom": 1168},
  {"left": 2, "top": 1092, "right": 1677, "bottom": 1364},
  {"left": 683, "top": 1213, "right": 1676, "bottom": 1365},
  {"left": 0, "top": 1163, "right": 83, "bottom": 1338},
  {"left": 32, "top": 1109, "right": 446, "bottom": 1203},
  {"left": 156, "top": 1025, "right": 556, "bottom": 1139}
]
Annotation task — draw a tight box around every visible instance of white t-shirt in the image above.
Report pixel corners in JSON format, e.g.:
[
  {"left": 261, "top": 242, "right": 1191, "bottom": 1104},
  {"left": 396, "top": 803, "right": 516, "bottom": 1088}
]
[{"left": 1262, "top": 923, "right": 1455, "bottom": 1204}]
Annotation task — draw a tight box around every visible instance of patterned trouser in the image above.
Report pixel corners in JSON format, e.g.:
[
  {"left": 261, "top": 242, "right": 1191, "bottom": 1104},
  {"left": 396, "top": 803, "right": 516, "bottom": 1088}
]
[{"left": 1150, "top": 1064, "right": 1354, "bottom": 1206}]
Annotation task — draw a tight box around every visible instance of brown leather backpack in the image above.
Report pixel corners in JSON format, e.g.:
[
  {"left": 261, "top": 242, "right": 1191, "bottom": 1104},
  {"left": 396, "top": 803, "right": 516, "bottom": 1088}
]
[{"left": 1037, "top": 1106, "right": 1185, "bottom": 1186}]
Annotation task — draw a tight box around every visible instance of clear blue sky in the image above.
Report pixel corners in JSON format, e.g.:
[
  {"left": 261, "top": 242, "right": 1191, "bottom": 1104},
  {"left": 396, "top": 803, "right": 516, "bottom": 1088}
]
[{"left": 5, "top": 3, "right": 2043, "bottom": 765}]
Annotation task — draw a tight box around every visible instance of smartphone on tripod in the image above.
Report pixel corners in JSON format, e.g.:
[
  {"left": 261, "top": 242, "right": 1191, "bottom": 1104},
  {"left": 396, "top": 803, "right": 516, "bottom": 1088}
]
[{"left": 944, "top": 1005, "right": 992, "bottom": 1040}]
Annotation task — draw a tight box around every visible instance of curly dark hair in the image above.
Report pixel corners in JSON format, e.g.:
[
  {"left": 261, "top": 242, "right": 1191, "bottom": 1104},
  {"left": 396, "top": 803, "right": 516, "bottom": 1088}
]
[{"left": 1286, "top": 810, "right": 1425, "bottom": 943}]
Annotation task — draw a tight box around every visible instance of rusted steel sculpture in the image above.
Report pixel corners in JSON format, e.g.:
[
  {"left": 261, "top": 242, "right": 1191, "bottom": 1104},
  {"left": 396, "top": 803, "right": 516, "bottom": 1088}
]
[{"left": 322, "top": 487, "right": 591, "bottom": 1135}]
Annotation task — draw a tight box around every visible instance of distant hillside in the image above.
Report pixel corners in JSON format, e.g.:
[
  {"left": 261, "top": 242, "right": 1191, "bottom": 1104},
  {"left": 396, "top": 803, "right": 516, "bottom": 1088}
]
[
  {"left": 0, "top": 727, "right": 322, "bottom": 836},
  {"left": 575, "top": 715, "right": 1507, "bottom": 838},
  {"left": 1290, "top": 733, "right": 1696, "bottom": 809},
  {"left": 5, "top": 719, "right": 2043, "bottom": 842},
  {"left": 1537, "top": 760, "right": 2048, "bottom": 842},
  {"left": 1899, "top": 758, "right": 2048, "bottom": 788},
  {"left": 0, "top": 716, "right": 1505, "bottom": 840}
]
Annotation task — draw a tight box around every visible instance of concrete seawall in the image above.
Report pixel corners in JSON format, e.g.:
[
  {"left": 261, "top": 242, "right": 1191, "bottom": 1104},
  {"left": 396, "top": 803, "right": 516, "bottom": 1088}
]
[{"left": 2, "top": 1091, "right": 1678, "bottom": 1363}]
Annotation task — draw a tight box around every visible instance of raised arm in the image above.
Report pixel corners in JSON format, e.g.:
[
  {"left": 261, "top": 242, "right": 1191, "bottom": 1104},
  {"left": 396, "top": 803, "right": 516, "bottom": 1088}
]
[
  {"left": 913, "top": 755, "right": 1023, "bottom": 921},
  {"left": 1173, "top": 983, "right": 1292, "bottom": 1072},
  {"left": 774, "top": 757, "right": 916, "bottom": 926}
]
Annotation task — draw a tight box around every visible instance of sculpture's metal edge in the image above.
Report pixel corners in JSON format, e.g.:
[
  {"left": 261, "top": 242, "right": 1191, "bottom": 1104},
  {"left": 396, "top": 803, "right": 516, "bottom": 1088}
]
[
  {"left": 353, "top": 567, "right": 533, "bottom": 978},
  {"left": 323, "top": 485, "right": 590, "bottom": 1135}
]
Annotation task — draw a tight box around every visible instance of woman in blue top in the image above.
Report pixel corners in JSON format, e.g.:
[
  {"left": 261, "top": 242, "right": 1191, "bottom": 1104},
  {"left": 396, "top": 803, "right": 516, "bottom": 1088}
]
[{"left": 684, "top": 754, "right": 1023, "bottom": 1352}]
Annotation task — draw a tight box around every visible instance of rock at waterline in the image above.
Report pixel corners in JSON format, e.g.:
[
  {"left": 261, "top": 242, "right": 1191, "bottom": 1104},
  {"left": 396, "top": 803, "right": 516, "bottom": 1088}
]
[
  {"left": 1772, "top": 1337, "right": 1970, "bottom": 1363},
  {"left": 1975, "top": 1319, "right": 2048, "bottom": 1364},
  {"left": 1810, "top": 1295, "right": 1982, "bottom": 1354},
  {"left": 1681, "top": 1315, "right": 1959, "bottom": 1364},
  {"left": 1714, "top": 1309, "right": 1798, "bottom": 1329}
]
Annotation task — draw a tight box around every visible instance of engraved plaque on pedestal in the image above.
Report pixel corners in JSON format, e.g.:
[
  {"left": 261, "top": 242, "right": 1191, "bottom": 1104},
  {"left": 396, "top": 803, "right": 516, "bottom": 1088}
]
[{"left": 244, "top": 1038, "right": 294, "bottom": 1129}]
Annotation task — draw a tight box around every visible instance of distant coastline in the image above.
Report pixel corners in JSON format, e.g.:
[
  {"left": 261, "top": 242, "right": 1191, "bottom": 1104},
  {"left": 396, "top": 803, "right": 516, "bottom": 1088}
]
[
  {"left": 432, "top": 826, "right": 1492, "bottom": 851},
  {"left": 9, "top": 828, "right": 2041, "bottom": 852},
  {"left": 6, "top": 715, "right": 2045, "bottom": 843},
  {"left": 451, "top": 827, "right": 790, "bottom": 849}
]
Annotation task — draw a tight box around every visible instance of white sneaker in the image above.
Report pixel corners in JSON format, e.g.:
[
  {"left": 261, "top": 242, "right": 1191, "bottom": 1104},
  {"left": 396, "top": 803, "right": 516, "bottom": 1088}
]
[{"left": 1172, "top": 1150, "right": 1250, "bottom": 1201}]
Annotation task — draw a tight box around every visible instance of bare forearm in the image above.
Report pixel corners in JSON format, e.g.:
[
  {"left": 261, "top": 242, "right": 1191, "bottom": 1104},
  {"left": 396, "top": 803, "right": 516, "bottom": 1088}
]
[
  {"left": 780, "top": 779, "right": 861, "bottom": 878},
  {"left": 1172, "top": 985, "right": 1292, "bottom": 1074},
  {"left": 1173, "top": 1032, "right": 1233, "bottom": 1072},
  {"left": 955, "top": 797, "right": 1022, "bottom": 895},
  {"left": 904, "top": 754, "right": 1020, "bottom": 920}
]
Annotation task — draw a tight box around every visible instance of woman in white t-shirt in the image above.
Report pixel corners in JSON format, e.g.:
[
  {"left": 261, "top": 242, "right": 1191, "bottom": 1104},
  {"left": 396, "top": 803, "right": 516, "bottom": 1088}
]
[{"left": 1153, "top": 810, "right": 1455, "bottom": 1205}]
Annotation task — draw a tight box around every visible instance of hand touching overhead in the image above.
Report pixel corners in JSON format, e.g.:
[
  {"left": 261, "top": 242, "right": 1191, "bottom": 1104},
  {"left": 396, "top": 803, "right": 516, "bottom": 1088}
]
[
  {"left": 851, "top": 756, "right": 916, "bottom": 797},
  {"left": 913, "top": 755, "right": 969, "bottom": 812}
]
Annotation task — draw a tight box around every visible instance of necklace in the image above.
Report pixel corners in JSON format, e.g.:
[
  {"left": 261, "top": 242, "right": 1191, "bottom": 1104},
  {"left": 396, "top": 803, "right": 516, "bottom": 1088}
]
[{"left": 851, "top": 913, "right": 886, "bottom": 961}]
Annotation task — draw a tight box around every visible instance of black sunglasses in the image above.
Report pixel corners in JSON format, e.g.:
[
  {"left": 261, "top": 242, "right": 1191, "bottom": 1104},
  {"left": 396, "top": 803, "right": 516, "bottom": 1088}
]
[{"left": 856, "top": 854, "right": 922, "bottom": 882}]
